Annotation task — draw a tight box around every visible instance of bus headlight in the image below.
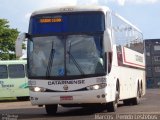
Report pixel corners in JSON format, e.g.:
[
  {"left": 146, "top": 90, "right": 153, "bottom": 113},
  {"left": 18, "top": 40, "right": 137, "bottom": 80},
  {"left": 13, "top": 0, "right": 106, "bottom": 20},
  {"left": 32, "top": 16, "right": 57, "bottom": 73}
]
[
  {"left": 29, "top": 86, "right": 46, "bottom": 92},
  {"left": 86, "top": 83, "right": 107, "bottom": 90}
]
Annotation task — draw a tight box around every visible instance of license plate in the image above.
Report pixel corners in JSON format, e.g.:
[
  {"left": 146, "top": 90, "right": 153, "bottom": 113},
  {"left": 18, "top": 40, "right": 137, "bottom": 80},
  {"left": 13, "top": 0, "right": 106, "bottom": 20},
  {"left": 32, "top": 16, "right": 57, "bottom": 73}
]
[{"left": 60, "top": 96, "right": 73, "bottom": 101}]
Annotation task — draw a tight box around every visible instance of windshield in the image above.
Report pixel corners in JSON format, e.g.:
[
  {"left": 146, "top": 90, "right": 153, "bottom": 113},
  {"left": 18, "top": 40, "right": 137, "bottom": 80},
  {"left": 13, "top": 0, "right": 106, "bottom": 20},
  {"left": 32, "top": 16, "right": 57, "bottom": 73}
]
[{"left": 28, "top": 34, "right": 106, "bottom": 79}]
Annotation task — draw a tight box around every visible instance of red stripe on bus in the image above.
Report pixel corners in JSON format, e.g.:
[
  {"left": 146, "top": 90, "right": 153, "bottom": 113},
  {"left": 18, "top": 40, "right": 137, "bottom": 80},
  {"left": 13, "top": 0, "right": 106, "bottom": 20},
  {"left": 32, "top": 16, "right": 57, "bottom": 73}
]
[{"left": 122, "top": 47, "right": 145, "bottom": 68}]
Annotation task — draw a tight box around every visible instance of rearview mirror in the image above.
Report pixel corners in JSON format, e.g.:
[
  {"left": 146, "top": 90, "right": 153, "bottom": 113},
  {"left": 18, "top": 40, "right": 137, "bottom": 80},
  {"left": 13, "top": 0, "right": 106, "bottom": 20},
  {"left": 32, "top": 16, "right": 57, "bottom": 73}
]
[{"left": 15, "top": 33, "right": 27, "bottom": 58}]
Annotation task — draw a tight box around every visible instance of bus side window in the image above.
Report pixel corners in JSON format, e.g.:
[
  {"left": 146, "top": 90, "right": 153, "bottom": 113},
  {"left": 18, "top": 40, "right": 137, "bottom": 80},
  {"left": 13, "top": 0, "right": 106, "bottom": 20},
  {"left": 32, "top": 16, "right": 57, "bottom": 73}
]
[
  {"left": 0, "top": 65, "right": 8, "bottom": 79},
  {"left": 116, "top": 46, "right": 123, "bottom": 66},
  {"left": 8, "top": 64, "right": 25, "bottom": 78}
]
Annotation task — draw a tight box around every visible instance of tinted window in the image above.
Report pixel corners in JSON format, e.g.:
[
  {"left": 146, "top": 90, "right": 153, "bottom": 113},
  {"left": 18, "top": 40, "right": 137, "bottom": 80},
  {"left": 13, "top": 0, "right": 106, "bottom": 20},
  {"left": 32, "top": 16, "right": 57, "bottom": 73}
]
[
  {"left": 111, "top": 13, "right": 143, "bottom": 53},
  {"left": 154, "top": 45, "right": 160, "bottom": 51},
  {"left": 8, "top": 65, "right": 25, "bottom": 78},
  {"left": 25, "top": 64, "right": 28, "bottom": 77},
  {"left": 0, "top": 65, "right": 8, "bottom": 79}
]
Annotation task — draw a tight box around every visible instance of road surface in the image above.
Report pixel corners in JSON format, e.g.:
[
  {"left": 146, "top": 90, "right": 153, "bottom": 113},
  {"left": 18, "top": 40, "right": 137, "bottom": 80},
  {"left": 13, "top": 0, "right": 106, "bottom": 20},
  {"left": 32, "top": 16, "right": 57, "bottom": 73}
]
[{"left": 0, "top": 89, "right": 160, "bottom": 120}]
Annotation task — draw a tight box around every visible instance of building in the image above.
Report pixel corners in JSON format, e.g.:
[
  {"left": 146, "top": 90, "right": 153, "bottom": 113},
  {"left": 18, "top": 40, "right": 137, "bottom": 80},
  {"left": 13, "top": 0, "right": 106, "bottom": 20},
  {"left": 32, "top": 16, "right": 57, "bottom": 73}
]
[{"left": 145, "top": 39, "right": 160, "bottom": 88}]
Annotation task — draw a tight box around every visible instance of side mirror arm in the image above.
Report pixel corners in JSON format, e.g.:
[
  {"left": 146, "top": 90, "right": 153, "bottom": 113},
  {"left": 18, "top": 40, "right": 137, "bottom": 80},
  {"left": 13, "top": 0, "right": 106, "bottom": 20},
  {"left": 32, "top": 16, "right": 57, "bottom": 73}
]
[{"left": 15, "top": 33, "right": 29, "bottom": 58}]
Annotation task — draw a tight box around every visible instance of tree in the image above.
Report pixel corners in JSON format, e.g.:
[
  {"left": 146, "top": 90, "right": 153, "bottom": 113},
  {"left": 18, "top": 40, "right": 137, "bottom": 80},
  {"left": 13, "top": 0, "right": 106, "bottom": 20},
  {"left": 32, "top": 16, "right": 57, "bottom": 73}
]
[{"left": 0, "top": 19, "right": 21, "bottom": 60}]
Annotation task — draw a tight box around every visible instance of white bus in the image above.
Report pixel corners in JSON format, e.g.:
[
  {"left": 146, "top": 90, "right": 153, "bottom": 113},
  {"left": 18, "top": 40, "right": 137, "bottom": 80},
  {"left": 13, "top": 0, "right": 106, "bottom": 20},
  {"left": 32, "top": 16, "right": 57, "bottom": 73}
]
[{"left": 16, "top": 6, "right": 145, "bottom": 115}]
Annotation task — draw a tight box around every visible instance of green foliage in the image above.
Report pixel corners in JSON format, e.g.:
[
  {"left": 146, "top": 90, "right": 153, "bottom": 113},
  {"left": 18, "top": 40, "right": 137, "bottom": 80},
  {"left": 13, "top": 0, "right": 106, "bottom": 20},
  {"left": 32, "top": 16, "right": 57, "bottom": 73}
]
[{"left": 0, "top": 19, "right": 22, "bottom": 60}]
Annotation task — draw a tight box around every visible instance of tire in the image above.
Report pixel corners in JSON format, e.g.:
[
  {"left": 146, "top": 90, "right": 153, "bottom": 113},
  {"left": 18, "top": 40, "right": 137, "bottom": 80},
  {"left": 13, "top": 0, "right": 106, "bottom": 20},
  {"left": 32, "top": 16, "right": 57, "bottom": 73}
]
[
  {"left": 106, "top": 101, "right": 117, "bottom": 112},
  {"left": 140, "top": 82, "right": 143, "bottom": 97},
  {"left": 132, "top": 86, "right": 141, "bottom": 105},
  {"left": 106, "top": 86, "right": 119, "bottom": 112},
  {"left": 45, "top": 104, "right": 58, "bottom": 115}
]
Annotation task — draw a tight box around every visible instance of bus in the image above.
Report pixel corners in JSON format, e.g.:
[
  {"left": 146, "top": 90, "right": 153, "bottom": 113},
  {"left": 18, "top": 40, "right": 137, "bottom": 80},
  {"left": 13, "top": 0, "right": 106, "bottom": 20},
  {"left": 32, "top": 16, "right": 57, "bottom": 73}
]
[
  {"left": 0, "top": 60, "right": 29, "bottom": 100},
  {"left": 15, "top": 6, "right": 145, "bottom": 114}
]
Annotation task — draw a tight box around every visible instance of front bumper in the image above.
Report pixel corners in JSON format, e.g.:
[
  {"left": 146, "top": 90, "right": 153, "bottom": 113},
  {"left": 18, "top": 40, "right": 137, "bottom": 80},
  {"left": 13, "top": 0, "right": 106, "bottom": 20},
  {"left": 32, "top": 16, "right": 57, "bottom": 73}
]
[{"left": 30, "top": 89, "right": 108, "bottom": 105}]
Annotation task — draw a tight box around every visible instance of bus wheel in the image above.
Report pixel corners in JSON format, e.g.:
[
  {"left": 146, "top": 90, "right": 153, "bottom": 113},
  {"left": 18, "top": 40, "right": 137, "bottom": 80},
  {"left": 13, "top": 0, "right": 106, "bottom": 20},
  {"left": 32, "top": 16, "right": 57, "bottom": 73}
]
[
  {"left": 106, "top": 88, "right": 119, "bottom": 112},
  {"left": 45, "top": 104, "right": 58, "bottom": 115},
  {"left": 132, "top": 86, "right": 140, "bottom": 105},
  {"left": 106, "top": 101, "right": 117, "bottom": 112},
  {"left": 140, "top": 81, "right": 143, "bottom": 97}
]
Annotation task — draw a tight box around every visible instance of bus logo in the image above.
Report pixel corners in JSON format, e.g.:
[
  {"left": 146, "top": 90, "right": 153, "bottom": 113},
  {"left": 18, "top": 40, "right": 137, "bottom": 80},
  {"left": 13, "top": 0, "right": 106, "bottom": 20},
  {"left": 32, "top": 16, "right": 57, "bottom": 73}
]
[{"left": 63, "top": 85, "right": 68, "bottom": 91}]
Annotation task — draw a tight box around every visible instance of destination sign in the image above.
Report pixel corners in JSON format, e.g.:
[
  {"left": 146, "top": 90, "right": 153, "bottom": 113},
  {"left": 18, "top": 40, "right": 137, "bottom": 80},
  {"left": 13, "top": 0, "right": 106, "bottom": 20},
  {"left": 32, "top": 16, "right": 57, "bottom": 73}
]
[
  {"left": 39, "top": 18, "right": 62, "bottom": 23},
  {"left": 30, "top": 12, "right": 105, "bottom": 35}
]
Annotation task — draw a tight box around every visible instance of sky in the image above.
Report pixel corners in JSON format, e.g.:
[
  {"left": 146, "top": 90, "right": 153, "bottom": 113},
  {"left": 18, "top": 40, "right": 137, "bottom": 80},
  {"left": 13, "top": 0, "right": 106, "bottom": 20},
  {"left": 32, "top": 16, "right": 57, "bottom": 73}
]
[{"left": 0, "top": 0, "right": 160, "bottom": 39}]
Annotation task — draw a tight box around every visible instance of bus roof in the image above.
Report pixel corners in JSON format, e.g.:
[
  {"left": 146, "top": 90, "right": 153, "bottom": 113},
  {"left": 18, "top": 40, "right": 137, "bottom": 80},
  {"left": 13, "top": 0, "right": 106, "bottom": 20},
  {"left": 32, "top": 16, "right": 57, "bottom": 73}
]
[
  {"left": 0, "top": 60, "right": 26, "bottom": 65},
  {"left": 31, "top": 5, "right": 141, "bottom": 34},
  {"left": 31, "top": 6, "right": 110, "bottom": 16}
]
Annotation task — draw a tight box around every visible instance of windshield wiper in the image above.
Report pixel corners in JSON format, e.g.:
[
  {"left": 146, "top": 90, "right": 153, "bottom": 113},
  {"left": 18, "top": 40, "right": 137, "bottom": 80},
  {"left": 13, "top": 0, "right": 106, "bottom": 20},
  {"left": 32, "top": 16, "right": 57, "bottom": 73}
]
[
  {"left": 46, "top": 41, "right": 55, "bottom": 77},
  {"left": 67, "top": 42, "right": 85, "bottom": 75}
]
